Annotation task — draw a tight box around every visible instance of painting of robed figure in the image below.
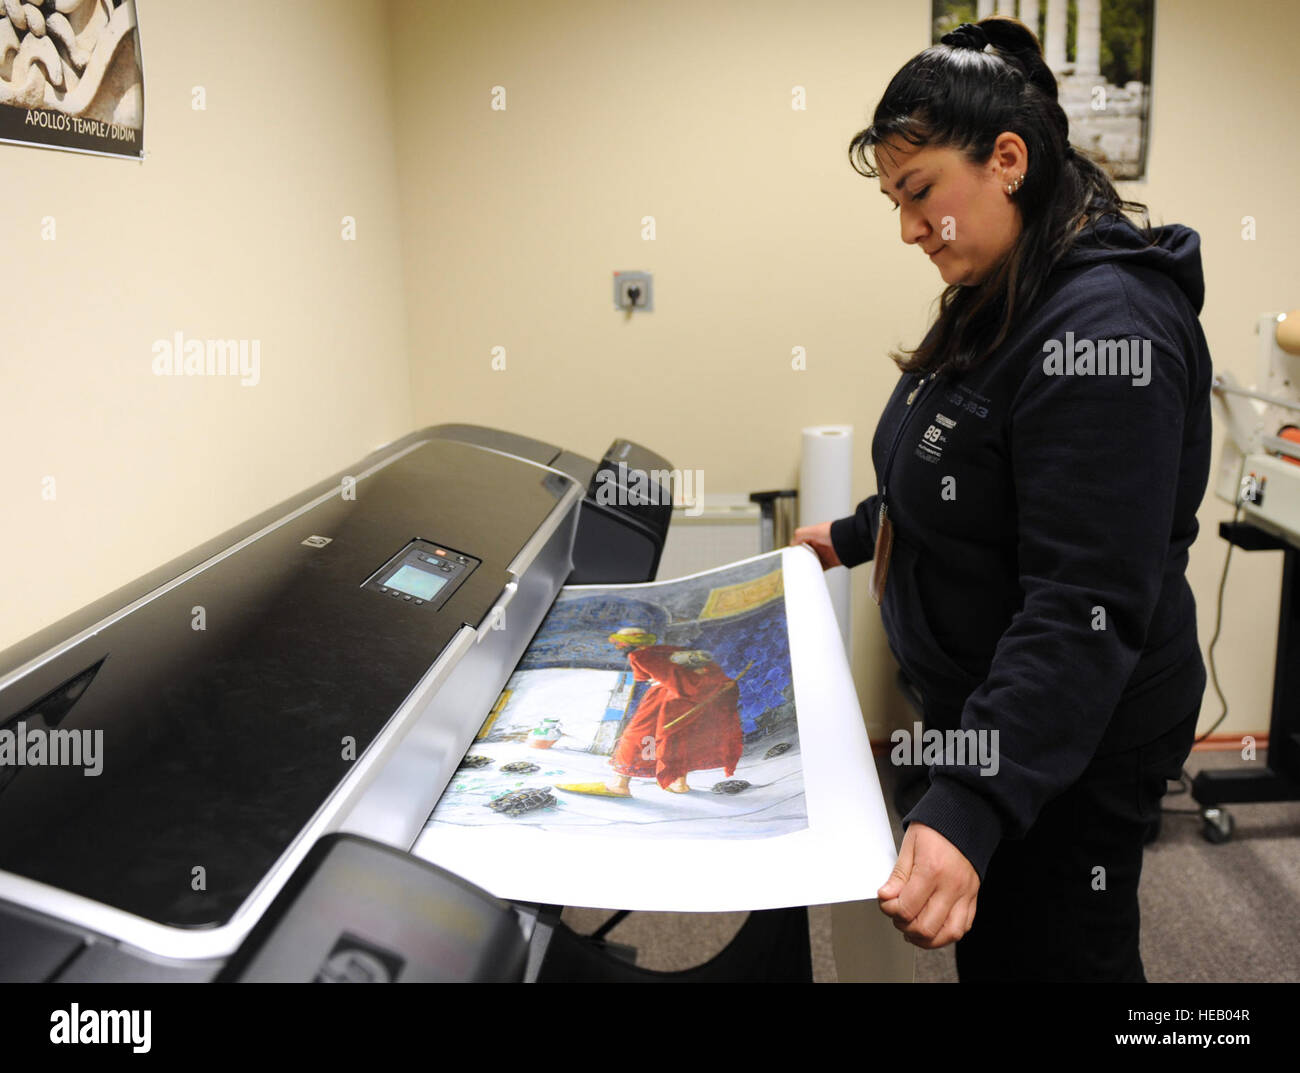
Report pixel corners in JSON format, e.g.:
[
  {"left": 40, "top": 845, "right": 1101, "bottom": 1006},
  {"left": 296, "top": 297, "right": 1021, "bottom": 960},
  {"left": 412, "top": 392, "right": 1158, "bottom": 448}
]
[{"left": 425, "top": 554, "right": 807, "bottom": 840}]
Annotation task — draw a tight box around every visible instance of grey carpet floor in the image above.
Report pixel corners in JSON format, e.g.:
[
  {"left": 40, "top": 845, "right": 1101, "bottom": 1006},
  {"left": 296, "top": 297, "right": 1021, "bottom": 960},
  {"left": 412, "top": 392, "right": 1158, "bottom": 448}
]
[
  {"left": 907, "top": 746, "right": 1300, "bottom": 983},
  {"left": 563, "top": 746, "right": 1300, "bottom": 982}
]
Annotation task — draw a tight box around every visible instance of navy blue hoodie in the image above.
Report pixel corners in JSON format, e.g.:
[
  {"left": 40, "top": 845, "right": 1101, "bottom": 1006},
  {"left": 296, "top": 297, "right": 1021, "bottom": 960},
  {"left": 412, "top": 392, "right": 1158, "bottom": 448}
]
[{"left": 830, "top": 213, "right": 1212, "bottom": 879}]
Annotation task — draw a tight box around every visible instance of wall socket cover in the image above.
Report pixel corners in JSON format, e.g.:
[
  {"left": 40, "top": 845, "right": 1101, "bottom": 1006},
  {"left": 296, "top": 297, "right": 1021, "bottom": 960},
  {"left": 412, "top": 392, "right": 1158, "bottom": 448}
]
[{"left": 613, "top": 271, "right": 653, "bottom": 312}]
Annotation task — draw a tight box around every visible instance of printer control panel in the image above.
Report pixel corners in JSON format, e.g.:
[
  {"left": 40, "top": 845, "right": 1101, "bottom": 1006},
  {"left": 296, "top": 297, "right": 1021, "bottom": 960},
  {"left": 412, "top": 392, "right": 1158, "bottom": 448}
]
[{"left": 362, "top": 539, "right": 480, "bottom": 611}]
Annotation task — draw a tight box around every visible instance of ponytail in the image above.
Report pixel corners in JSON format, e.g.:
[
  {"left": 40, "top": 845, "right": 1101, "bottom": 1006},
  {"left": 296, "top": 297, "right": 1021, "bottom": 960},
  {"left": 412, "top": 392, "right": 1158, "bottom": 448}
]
[{"left": 849, "top": 15, "right": 1155, "bottom": 377}]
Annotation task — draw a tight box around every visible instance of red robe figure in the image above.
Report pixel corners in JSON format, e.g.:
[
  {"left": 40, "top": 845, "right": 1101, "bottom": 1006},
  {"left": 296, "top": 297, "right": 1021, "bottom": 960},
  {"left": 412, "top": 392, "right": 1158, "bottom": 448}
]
[{"left": 606, "top": 630, "right": 744, "bottom": 794}]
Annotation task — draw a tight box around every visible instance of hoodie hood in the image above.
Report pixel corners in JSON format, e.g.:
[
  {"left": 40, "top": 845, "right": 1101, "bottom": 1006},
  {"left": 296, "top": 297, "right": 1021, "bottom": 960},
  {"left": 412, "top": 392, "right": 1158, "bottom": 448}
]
[{"left": 1055, "top": 212, "right": 1206, "bottom": 315}]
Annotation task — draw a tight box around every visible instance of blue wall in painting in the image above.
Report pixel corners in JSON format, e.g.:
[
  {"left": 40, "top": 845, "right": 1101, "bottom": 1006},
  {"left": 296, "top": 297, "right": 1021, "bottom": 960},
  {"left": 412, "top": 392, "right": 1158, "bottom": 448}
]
[{"left": 520, "top": 593, "right": 792, "bottom": 735}]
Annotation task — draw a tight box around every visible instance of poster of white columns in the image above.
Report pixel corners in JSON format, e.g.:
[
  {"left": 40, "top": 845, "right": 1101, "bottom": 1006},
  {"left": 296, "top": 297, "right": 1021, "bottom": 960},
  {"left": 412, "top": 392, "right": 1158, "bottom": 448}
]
[{"left": 936, "top": 0, "right": 1152, "bottom": 180}]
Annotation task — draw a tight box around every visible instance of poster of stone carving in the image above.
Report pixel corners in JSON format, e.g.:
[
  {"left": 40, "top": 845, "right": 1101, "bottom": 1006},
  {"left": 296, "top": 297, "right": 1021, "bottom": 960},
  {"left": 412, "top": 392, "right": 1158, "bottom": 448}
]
[
  {"left": 932, "top": 1, "right": 1153, "bottom": 180},
  {"left": 415, "top": 547, "right": 897, "bottom": 912},
  {"left": 0, "top": 0, "right": 144, "bottom": 159}
]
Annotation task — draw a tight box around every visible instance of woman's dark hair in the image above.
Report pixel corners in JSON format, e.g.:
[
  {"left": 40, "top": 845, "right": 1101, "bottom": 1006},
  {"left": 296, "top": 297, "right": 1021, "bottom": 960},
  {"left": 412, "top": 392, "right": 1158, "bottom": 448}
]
[{"left": 849, "top": 16, "right": 1156, "bottom": 376}]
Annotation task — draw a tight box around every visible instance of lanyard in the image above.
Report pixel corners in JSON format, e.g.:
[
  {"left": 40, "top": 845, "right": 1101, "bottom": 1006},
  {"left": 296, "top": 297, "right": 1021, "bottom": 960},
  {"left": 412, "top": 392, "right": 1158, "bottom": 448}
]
[{"left": 879, "top": 369, "right": 941, "bottom": 511}]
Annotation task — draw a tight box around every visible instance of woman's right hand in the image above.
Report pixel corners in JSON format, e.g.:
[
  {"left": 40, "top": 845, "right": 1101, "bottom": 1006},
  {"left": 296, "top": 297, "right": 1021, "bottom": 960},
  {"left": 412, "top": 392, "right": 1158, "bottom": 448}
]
[{"left": 790, "top": 521, "right": 842, "bottom": 570}]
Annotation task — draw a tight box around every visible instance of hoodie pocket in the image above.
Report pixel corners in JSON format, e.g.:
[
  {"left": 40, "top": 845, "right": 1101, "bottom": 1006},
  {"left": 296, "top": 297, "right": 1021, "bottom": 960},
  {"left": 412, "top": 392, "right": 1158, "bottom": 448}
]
[{"left": 881, "top": 533, "right": 983, "bottom": 700}]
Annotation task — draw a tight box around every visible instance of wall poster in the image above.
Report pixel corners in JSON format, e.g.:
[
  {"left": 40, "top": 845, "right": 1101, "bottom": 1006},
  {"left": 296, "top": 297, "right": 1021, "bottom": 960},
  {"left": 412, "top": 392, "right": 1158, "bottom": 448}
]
[{"left": 0, "top": 0, "right": 144, "bottom": 159}]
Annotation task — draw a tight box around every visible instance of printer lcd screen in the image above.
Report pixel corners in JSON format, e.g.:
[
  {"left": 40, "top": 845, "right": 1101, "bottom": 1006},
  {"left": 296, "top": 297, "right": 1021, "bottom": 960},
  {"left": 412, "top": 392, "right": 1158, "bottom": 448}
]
[{"left": 385, "top": 565, "right": 448, "bottom": 601}]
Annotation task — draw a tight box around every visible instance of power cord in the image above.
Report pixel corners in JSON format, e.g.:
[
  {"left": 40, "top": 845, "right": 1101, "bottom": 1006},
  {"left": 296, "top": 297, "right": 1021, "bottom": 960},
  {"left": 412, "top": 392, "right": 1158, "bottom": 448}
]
[{"left": 1165, "top": 459, "right": 1247, "bottom": 818}]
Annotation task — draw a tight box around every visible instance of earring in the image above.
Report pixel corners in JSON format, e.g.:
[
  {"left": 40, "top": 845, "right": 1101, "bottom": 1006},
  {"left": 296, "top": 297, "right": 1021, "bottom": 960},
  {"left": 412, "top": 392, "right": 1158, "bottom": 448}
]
[{"left": 1005, "top": 174, "right": 1024, "bottom": 195}]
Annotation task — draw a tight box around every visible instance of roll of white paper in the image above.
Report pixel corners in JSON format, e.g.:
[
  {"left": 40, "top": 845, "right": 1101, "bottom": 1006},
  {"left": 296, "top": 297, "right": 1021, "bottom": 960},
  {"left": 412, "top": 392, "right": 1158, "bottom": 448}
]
[{"left": 799, "top": 425, "right": 853, "bottom": 653}]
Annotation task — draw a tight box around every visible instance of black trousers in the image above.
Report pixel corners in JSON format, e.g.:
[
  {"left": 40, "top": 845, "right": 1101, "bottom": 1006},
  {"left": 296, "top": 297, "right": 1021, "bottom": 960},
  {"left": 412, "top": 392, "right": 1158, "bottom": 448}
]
[{"left": 950, "top": 705, "right": 1199, "bottom": 983}]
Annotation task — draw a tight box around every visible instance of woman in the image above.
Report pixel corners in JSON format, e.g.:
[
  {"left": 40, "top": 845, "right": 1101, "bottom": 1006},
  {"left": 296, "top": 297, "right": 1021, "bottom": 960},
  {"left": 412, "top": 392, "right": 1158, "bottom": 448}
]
[{"left": 793, "top": 17, "right": 1211, "bottom": 982}]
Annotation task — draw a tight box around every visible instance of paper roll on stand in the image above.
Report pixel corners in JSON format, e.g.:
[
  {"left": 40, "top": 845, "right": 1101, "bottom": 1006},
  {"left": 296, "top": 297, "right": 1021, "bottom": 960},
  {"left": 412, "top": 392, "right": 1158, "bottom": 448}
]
[{"left": 799, "top": 425, "right": 853, "bottom": 654}]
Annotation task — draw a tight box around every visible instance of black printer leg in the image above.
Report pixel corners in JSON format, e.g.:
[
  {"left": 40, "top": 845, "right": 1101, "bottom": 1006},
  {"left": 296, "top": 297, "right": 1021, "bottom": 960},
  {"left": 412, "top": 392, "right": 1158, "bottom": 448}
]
[
  {"left": 1192, "top": 524, "right": 1300, "bottom": 834},
  {"left": 533, "top": 908, "right": 813, "bottom": 983}
]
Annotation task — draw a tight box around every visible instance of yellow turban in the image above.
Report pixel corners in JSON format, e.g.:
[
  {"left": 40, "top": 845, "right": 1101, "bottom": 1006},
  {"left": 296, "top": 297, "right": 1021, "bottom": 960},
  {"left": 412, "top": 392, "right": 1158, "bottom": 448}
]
[{"left": 608, "top": 626, "right": 657, "bottom": 646}]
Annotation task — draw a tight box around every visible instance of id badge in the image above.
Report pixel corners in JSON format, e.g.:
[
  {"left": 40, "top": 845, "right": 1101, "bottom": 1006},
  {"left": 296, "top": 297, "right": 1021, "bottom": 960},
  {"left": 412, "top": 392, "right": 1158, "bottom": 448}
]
[{"left": 869, "top": 502, "right": 893, "bottom": 606}]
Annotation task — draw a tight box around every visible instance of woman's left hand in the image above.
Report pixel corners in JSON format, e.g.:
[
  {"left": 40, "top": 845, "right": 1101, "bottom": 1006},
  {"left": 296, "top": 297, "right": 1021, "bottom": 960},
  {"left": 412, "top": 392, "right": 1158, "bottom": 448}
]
[
  {"left": 877, "top": 822, "right": 980, "bottom": 948},
  {"left": 790, "top": 522, "right": 842, "bottom": 570}
]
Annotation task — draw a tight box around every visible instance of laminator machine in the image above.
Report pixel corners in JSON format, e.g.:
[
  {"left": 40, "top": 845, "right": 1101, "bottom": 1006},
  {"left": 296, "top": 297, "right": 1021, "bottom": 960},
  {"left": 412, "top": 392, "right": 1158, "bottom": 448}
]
[
  {"left": 0, "top": 425, "right": 676, "bottom": 982},
  {"left": 1201, "top": 310, "right": 1300, "bottom": 840}
]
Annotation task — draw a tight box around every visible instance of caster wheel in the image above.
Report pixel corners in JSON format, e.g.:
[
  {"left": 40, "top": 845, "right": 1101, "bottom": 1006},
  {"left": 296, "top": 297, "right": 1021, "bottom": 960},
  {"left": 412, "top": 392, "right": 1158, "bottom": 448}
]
[{"left": 1201, "top": 807, "right": 1235, "bottom": 844}]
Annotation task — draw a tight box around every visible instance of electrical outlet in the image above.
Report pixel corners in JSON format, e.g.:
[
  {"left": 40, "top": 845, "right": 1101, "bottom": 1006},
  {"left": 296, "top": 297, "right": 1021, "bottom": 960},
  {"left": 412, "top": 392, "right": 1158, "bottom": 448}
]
[{"left": 613, "top": 271, "right": 653, "bottom": 312}]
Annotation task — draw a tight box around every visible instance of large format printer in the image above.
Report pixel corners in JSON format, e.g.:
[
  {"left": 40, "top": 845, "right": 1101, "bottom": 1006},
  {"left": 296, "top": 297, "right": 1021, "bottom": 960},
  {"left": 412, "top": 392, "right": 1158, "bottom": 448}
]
[{"left": 0, "top": 425, "right": 684, "bottom": 982}]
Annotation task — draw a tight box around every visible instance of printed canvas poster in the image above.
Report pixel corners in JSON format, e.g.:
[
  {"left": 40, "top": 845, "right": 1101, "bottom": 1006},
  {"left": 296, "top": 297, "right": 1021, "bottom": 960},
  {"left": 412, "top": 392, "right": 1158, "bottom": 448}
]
[
  {"left": 415, "top": 547, "right": 897, "bottom": 912},
  {"left": 0, "top": 0, "right": 144, "bottom": 159},
  {"left": 431, "top": 552, "right": 805, "bottom": 839}
]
